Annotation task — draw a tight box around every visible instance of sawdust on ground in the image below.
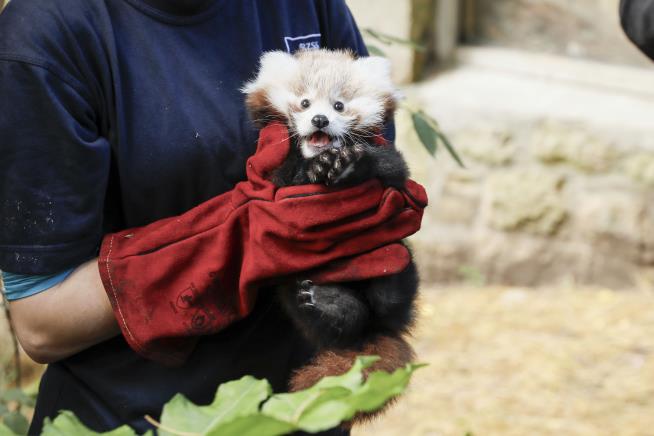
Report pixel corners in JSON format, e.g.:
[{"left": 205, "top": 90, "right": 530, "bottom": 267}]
[{"left": 354, "top": 286, "right": 654, "bottom": 436}]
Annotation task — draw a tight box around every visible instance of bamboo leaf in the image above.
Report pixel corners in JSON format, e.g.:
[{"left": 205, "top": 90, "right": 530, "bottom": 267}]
[
  {"left": 366, "top": 44, "right": 387, "bottom": 57},
  {"left": 362, "top": 28, "right": 426, "bottom": 51},
  {"left": 412, "top": 111, "right": 438, "bottom": 156},
  {"left": 436, "top": 130, "right": 465, "bottom": 168}
]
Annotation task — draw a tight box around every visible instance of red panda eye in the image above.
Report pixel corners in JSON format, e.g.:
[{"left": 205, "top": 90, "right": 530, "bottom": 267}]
[
  {"left": 333, "top": 101, "right": 344, "bottom": 112},
  {"left": 301, "top": 99, "right": 311, "bottom": 109}
]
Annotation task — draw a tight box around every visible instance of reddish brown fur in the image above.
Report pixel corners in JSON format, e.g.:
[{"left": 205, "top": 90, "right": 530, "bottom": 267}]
[
  {"left": 245, "top": 88, "right": 285, "bottom": 127},
  {"left": 382, "top": 93, "right": 397, "bottom": 122},
  {"left": 289, "top": 335, "right": 415, "bottom": 426}
]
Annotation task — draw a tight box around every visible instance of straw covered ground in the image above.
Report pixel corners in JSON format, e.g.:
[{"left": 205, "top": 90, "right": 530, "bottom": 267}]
[{"left": 354, "top": 286, "right": 654, "bottom": 436}]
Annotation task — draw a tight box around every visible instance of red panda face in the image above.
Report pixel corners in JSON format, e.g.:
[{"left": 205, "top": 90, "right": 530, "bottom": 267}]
[{"left": 243, "top": 49, "right": 399, "bottom": 158}]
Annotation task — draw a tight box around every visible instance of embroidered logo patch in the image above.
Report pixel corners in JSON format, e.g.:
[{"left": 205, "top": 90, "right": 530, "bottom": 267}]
[{"left": 284, "top": 33, "right": 322, "bottom": 53}]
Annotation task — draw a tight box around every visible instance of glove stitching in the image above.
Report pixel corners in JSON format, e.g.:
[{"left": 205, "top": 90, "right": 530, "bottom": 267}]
[{"left": 104, "top": 233, "right": 143, "bottom": 353}]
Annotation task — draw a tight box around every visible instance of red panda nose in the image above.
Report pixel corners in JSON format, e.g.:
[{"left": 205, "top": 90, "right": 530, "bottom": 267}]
[{"left": 311, "top": 115, "right": 329, "bottom": 129}]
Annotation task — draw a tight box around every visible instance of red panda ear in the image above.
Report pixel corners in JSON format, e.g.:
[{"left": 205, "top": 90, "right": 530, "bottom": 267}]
[
  {"left": 242, "top": 51, "right": 299, "bottom": 127},
  {"left": 257, "top": 51, "right": 298, "bottom": 77},
  {"left": 244, "top": 89, "right": 282, "bottom": 128},
  {"left": 355, "top": 56, "right": 393, "bottom": 87},
  {"left": 354, "top": 56, "right": 400, "bottom": 121}
]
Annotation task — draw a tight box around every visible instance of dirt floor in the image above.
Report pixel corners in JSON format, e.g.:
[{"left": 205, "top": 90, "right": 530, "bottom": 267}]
[
  {"left": 354, "top": 286, "right": 654, "bottom": 436},
  {"left": 4, "top": 286, "right": 654, "bottom": 435}
]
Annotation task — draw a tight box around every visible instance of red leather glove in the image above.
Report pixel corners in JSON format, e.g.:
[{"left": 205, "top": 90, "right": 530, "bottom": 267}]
[{"left": 98, "top": 123, "right": 427, "bottom": 365}]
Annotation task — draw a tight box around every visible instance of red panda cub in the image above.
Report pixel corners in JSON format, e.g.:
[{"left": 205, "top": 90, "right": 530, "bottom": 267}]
[{"left": 243, "top": 49, "right": 419, "bottom": 415}]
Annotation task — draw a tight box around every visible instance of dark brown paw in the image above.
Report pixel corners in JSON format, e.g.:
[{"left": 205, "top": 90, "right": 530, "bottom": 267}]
[{"left": 307, "top": 144, "right": 365, "bottom": 185}]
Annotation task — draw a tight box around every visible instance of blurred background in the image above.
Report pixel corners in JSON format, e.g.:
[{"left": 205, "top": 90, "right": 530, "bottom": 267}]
[
  {"left": 2, "top": 0, "right": 654, "bottom": 435},
  {"left": 345, "top": 0, "right": 654, "bottom": 435}
]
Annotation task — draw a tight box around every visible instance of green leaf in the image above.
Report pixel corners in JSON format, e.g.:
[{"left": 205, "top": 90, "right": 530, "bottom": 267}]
[
  {"left": 2, "top": 412, "right": 28, "bottom": 436},
  {"left": 159, "top": 376, "right": 271, "bottom": 436},
  {"left": 410, "top": 109, "right": 465, "bottom": 167},
  {"left": 0, "top": 403, "right": 9, "bottom": 417},
  {"left": 0, "top": 422, "right": 20, "bottom": 436},
  {"left": 362, "top": 28, "right": 426, "bottom": 51},
  {"left": 263, "top": 387, "right": 351, "bottom": 433},
  {"left": 412, "top": 111, "right": 438, "bottom": 156},
  {"left": 205, "top": 413, "right": 295, "bottom": 436},
  {"left": 261, "top": 356, "right": 419, "bottom": 434},
  {"left": 261, "top": 355, "right": 377, "bottom": 427},
  {"left": 345, "top": 363, "right": 426, "bottom": 414},
  {"left": 41, "top": 412, "right": 137, "bottom": 436},
  {"left": 157, "top": 394, "right": 212, "bottom": 436},
  {"left": 436, "top": 129, "right": 465, "bottom": 168},
  {"left": 36, "top": 356, "right": 423, "bottom": 436},
  {"left": 298, "top": 363, "right": 423, "bottom": 433},
  {"left": 365, "top": 45, "right": 386, "bottom": 57},
  {"left": 313, "top": 355, "right": 379, "bottom": 391},
  {"left": 0, "top": 390, "right": 35, "bottom": 408}
]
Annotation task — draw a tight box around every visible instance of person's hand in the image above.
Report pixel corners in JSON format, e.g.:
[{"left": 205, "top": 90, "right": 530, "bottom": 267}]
[{"left": 98, "top": 123, "right": 427, "bottom": 365}]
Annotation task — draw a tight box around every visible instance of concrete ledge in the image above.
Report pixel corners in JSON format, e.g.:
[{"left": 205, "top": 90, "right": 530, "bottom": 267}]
[{"left": 457, "top": 46, "right": 654, "bottom": 99}]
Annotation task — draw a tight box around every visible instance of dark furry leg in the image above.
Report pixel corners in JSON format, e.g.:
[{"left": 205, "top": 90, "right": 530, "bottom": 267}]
[
  {"left": 277, "top": 280, "right": 371, "bottom": 348},
  {"left": 364, "top": 259, "right": 419, "bottom": 335}
]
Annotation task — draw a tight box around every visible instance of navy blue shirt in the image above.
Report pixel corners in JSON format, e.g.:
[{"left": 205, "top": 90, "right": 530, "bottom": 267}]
[{"left": 0, "top": 0, "right": 367, "bottom": 433}]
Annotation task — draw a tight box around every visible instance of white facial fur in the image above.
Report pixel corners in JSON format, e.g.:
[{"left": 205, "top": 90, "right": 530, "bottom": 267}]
[{"left": 243, "top": 50, "right": 399, "bottom": 158}]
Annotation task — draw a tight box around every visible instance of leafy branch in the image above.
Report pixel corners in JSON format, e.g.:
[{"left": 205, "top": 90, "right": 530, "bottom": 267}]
[
  {"left": 363, "top": 28, "right": 464, "bottom": 167},
  {"left": 4, "top": 356, "right": 423, "bottom": 436},
  {"left": 0, "top": 388, "right": 35, "bottom": 436},
  {"left": 362, "top": 28, "right": 426, "bottom": 57},
  {"left": 402, "top": 103, "right": 464, "bottom": 167}
]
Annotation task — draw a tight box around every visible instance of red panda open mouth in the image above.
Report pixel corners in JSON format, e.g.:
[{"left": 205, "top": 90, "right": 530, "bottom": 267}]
[{"left": 308, "top": 131, "right": 332, "bottom": 148}]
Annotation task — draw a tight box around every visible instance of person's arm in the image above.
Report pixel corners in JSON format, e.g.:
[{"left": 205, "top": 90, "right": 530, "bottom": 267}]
[
  {"left": 620, "top": 0, "right": 654, "bottom": 61},
  {"left": 8, "top": 259, "right": 119, "bottom": 364},
  {"left": 0, "top": 53, "right": 113, "bottom": 361}
]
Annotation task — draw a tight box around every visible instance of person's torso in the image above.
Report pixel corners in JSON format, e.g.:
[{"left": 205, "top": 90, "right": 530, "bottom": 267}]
[{"left": 0, "top": 0, "right": 360, "bottom": 433}]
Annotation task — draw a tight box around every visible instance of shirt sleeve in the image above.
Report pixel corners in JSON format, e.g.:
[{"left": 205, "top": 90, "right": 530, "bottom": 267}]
[
  {"left": 318, "top": 0, "right": 369, "bottom": 56},
  {"left": 1, "top": 268, "right": 75, "bottom": 301},
  {"left": 620, "top": 0, "right": 654, "bottom": 61},
  {"left": 0, "top": 59, "right": 110, "bottom": 275}
]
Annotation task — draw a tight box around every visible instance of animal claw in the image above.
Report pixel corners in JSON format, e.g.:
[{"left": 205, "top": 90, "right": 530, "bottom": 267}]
[
  {"left": 297, "top": 289, "right": 315, "bottom": 306},
  {"left": 319, "top": 153, "right": 333, "bottom": 164},
  {"left": 312, "top": 163, "right": 324, "bottom": 175}
]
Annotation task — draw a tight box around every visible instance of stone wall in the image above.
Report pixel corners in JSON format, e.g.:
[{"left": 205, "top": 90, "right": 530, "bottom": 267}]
[
  {"left": 346, "top": 0, "right": 415, "bottom": 83},
  {"left": 399, "top": 114, "right": 654, "bottom": 288},
  {"left": 474, "top": 0, "right": 652, "bottom": 67},
  {"left": 394, "top": 48, "right": 654, "bottom": 288}
]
